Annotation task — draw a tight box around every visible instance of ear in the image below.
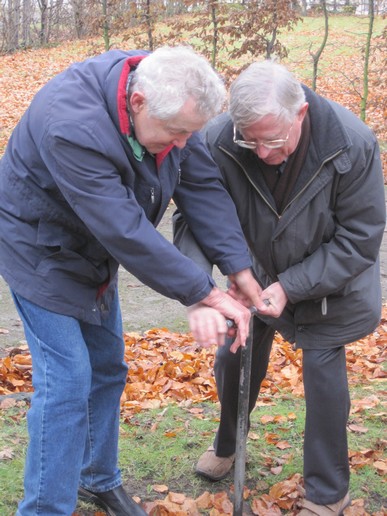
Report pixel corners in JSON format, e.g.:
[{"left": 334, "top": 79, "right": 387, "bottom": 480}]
[
  {"left": 298, "top": 102, "right": 309, "bottom": 122},
  {"left": 129, "top": 91, "right": 146, "bottom": 114}
]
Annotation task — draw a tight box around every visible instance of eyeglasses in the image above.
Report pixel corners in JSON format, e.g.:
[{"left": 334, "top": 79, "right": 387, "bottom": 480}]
[{"left": 233, "top": 120, "right": 295, "bottom": 150}]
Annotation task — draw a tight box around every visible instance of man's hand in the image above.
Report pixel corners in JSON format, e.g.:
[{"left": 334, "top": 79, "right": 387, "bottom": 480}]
[
  {"left": 257, "top": 281, "right": 288, "bottom": 318},
  {"left": 195, "top": 287, "right": 252, "bottom": 352},
  {"left": 228, "top": 268, "right": 267, "bottom": 312},
  {"left": 187, "top": 305, "right": 229, "bottom": 348}
]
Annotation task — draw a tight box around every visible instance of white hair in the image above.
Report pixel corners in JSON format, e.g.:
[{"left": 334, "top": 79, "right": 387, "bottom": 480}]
[
  {"left": 230, "top": 60, "right": 306, "bottom": 129},
  {"left": 130, "top": 46, "right": 226, "bottom": 120}
]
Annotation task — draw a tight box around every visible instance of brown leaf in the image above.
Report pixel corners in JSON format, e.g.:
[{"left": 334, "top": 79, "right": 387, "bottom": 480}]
[
  {"left": 348, "top": 424, "right": 369, "bottom": 434},
  {"left": 0, "top": 447, "right": 14, "bottom": 460},
  {"left": 195, "top": 491, "right": 212, "bottom": 510},
  {"left": 261, "top": 415, "right": 275, "bottom": 424},
  {"left": 275, "top": 440, "right": 292, "bottom": 450},
  {"left": 251, "top": 494, "right": 282, "bottom": 515},
  {"left": 153, "top": 484, "right": 169, "bottom": 493},
  {"left": 373, "top": 459, "right": 387, "bottom": 475}
]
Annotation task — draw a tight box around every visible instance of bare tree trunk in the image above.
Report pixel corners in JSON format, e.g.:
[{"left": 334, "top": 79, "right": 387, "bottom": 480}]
[
  {"left": 309, "top": 0, "right": 329, "bottom": 91},
  {"left": 145, "top": 0, "right": 154, "bottom": 51},
  {"left": 8, "top": 0, "right": 21, "bottom": 50},
  {"left": 360, "top": 0, "right": 374, "bottom": 121},
  {"left": 101, "top": 0, "right": 110, "bottom": 51},
  {"left": 266, "top": 8, "right": 278, "bottom": 59},
  {"left": 38, "top": 0, "right": 48, "bottom": 45},
  {"left": 71, "top": 0, "right": 86, "bottom": 38},
  {"left": 21, "top": 0, "right": 31, "bottom": 47},
  {"left": 210, "top": 0, "right": 218, "bottom": 68}
]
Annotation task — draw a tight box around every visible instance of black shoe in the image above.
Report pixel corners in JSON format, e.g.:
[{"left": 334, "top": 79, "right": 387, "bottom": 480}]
[{"left": 78, "top": 485, "right": 147, "bottom": 516}]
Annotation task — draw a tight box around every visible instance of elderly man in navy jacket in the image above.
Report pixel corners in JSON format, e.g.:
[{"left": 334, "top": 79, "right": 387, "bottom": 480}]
[{"left": 0, "top": 46, "right": 273, "bottom": 515}]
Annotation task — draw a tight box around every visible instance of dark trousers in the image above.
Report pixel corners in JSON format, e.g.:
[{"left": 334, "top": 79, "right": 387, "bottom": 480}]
[{"left": 212, "top": 317, "right": 350, "bottom": 505}]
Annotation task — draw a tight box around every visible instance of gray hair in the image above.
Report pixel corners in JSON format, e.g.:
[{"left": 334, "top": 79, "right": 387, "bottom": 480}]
[
  {"left": 130, "top": 46, "right": 226, "bottom": 120},
  {"left": 229, "top": 60, "right": 306, "bottom": 129}
]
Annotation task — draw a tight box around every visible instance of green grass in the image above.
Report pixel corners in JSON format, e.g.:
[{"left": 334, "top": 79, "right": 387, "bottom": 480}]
[
  {"left": 0, "top": 381, "right": 385, "bottom": 515},
  {"left": 0, "top": 403, "right": 28, "bottom": 512}
]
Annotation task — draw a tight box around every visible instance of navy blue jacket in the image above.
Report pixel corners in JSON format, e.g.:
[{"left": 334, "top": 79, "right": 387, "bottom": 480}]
[{"left": 0, "top": 50, "right": 251, "bottom": 324}]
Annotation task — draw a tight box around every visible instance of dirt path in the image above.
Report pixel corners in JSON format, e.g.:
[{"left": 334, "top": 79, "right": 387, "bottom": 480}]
[{"left": 1, "top": 199, "right": 387, "bottom": 358}]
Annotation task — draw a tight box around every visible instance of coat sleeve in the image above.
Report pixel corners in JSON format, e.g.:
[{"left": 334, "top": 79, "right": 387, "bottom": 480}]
[
  {"left": 173, "top": 135, "right": 252, "bottom": 276},
  {"left": 40, "top": 123, "right": 217, "bottom": 307},
  {"left": 173, "top": 210, "right": 214, "bottom": 276},
  {"left": 278, "top": 137, "right": 386, "bottom": 303}
]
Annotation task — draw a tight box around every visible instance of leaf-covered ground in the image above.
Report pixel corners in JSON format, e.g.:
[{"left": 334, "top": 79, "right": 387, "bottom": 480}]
[{"left": 1, "top": 307, "right": 386, "bottom": 515}]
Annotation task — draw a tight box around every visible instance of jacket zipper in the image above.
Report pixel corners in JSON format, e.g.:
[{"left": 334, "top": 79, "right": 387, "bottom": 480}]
[
  {"left": 150, "top": 187, "right": 155, "bottom": 204},
  {"left": 220, "top": 146, "right": 344, "bottom": 219},
  {"left": 219, "top": 147, "right": 280, "bottom": 218},
  {"left": 219, "top": 146, "right": 345, "bottom": 316}
]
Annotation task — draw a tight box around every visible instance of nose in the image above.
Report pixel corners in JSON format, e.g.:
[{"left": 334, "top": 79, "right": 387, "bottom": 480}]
[
  {"left": 172, "top": 134, "right": 192, "bottom": 149},
  {"left": 255, "top": 143, "right": 272, "bottom": 159}
]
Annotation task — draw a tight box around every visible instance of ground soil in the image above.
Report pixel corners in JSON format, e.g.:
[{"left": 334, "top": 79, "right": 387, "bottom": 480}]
[{"left": 1, "top": 200, "right": 387, "bottom": 358}]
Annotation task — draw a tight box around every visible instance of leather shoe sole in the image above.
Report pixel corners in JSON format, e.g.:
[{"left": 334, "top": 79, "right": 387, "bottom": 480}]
[{"left": 78, "top": 485, "right": 147, "bottom": 516}]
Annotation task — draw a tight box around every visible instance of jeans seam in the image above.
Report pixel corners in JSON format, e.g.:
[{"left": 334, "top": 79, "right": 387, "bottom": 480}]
[
  {"left": 36, "top": 337, "right": 48, "bottom": 514},
  {"left": 87, "top": 397, "right": 95, "bottom": 485}
]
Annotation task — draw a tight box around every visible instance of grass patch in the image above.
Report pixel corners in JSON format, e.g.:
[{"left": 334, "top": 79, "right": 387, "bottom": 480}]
[
  {"left": 0, "top": 402, "right": 28, "bottom": 514},
  {"left": 0, "top": 382, "right": 386, "bottom": 515}
]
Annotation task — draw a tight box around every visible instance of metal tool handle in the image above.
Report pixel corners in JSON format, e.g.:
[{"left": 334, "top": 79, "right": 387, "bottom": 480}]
[{"left": 233, "top": 308, "right": 256, "bottom": 516}]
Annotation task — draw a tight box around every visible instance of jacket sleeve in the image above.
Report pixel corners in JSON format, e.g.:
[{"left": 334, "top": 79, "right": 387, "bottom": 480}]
[
  {"left": 173, "top": 210, "right": 214, "bottom": 276},
  {"left": 278, "top": 137, "right": 386, "bottom": 303},
  {"left": 40, "top": 123, "right": 216, "bottom": 307},
  {"left": 173, "top": 135, "right": 252, "bottom": 276}
]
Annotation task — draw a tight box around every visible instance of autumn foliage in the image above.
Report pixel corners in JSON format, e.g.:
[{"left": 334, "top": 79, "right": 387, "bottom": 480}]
[
  {"left": 2, "top": 309, "right": 386, "bottom": 405},
  {"left": 1, "top": 307, "right": 386, "bottom": 515}
]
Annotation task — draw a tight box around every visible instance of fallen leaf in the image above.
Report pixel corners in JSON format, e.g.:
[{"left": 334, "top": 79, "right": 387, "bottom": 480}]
[
  {"left": 348, "top": 424, "right": 369, "bottom": 433},
  {"left": 373, "top": 459, "right": 387, "bottom": 475},
  {"left": 0, "top": 447, "right": 14, "bottom": 460},
  {"left": 153, "top": 484, "right": 169, "bottom": 493}
]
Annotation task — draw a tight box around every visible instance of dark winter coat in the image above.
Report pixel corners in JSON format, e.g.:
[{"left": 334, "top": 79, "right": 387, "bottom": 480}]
[
  {"left": 175, "top": 86, "right": 386, "bottom": 348},
  {"left": 0, "top": 50, "right": 252, "bottom": 324}
]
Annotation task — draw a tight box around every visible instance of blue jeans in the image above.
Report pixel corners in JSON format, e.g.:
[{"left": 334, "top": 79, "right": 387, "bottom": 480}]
[{"left": 12, "top": 290, "right": 128, "bottom": 515}]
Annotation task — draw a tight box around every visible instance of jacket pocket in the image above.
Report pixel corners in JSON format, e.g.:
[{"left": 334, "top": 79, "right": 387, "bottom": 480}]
[
  {"left": 36, "top": 247, "right": 109, "bottom": 285},
  {"left": 36, "top": 220, "right": 110, "bottom": 285}
]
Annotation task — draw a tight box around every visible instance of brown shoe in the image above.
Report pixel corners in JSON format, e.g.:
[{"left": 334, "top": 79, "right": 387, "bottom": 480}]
[
  {"left": 298, "top": 492, "right": 351, "bottom": 516},
  {"left": 195, "top": 446, "right": 235, "bottom": 481}
]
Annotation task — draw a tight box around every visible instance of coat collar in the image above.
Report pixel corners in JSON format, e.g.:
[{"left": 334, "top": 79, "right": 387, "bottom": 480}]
[{"left": 116, "top": 54, "right": 174, "bottom": 169}]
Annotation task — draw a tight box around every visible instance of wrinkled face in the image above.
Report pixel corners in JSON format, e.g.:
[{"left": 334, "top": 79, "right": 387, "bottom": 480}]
[
  {"left": 237, "top": 103, "right": 309, "bottom": 166},
  {"left": 129, "top": 92, "right": 207, "bottom": 154}
]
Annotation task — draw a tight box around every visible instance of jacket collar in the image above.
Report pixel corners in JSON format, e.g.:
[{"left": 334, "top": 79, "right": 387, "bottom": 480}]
[
  {"left": 117, "top": 55, "right": 145, "bottom": 136},
  {"left": 116, "top": 54, "right": 174, "bottom": 169}
]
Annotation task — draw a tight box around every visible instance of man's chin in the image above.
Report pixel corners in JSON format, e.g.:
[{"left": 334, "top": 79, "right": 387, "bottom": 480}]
[
  {"left": 263, "top": 159, "right": 281, "bottom": 166},
  {"left": 147, "top": 144, "right": 169, "bottom": 154}
]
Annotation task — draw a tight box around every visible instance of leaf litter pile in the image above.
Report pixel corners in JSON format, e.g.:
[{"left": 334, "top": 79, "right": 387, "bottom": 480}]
[{"left": 1, "top": 307, "right": 386, "bottom": 515}]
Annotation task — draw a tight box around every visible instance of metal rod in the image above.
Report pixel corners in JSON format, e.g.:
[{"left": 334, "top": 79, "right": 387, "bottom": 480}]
[{"left": 233, "top": 309, "right": 256, "bottom": 516}]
